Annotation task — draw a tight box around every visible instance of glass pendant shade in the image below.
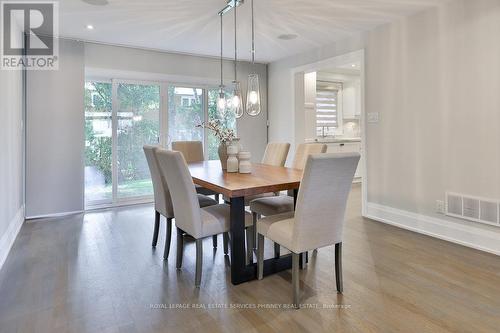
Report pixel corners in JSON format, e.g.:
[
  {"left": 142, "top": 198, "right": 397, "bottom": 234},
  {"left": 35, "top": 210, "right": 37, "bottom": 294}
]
[
  {"left": 232, "top": 81, "right": 244, "bottom": 118},
  {"left": 217, "top": 89, "right": 227, "bottom": 116},
  {"left": 246, "top": 73, "right": 261, "bottom": 116}
]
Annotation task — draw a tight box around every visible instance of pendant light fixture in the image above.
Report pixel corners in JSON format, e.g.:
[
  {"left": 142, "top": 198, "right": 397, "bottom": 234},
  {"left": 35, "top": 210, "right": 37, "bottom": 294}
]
[
  {"left": 217, "top": 14, "right": 227, "bottom": 116},
  {"left": 246, "top": 0, "right": 261, "bottom": 116},
  {"left": 231, "top": 2, "right": 244, "bottom": 118}
]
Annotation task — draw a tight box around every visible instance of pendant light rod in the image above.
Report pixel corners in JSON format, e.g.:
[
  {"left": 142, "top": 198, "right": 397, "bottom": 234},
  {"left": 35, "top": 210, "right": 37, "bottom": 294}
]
[
  {"left": 251, "top": 0, "right": 255, "bottom": 64},
  {"left": 233, "top": 3, "right": 237, "bottom": 81},
  {"left": 220, "top": 14, "right": 223, "bottom": 87}
]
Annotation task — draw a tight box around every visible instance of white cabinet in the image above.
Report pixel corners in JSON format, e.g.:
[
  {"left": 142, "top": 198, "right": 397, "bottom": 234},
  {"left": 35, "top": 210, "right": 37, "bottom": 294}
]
[
  {"left": 341, "top": 80, "right": 361, "bottom": 119},
  {"left": 326, "top": 141, "right": 363, "bottom": 180}
]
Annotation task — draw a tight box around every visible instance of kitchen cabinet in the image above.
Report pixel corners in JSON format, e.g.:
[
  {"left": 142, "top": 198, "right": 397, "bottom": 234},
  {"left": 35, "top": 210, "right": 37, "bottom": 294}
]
[
  {"left": 326, "top": 141, "right": 363, "bottom": 180},
  {"left": 342, "top": 80, "right": 361, "bottom": 119}
]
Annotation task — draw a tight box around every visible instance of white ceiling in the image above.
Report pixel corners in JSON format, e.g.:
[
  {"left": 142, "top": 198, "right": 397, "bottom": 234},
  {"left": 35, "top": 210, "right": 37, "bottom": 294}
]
[{"left": 58, "top": 0, "right": 452, "bottom": 63}]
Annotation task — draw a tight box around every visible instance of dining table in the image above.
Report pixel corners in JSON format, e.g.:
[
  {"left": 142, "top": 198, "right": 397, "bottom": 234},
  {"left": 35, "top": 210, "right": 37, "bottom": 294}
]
[{"left": 188, "top": 160, "right": 306, "bottom": 285}]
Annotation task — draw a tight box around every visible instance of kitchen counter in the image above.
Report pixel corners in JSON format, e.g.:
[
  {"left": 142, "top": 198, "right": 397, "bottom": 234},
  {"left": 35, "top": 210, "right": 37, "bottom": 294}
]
[{"left": 305, "top": 137, "right": 361, "bottom": 144}]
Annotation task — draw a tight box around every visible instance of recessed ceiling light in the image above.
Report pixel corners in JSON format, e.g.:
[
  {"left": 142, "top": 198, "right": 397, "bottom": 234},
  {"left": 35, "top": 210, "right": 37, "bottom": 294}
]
[
  {"left": 86, "top": 24, "right": 94, "bottom": 30},
  {"left": 351, "top": 64, "right": 356, "bottom": 67},
  {"left": 278, "top": 34, "right": 298, "bottom": 40},
  {"left": 82, "top": 0, "right": 109, "bottom": 5}
]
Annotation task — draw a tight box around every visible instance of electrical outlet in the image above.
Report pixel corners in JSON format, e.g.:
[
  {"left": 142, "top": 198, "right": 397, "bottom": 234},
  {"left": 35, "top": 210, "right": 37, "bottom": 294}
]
[{"left": 436, "top": 200, "right": 445, "bottom": 214}]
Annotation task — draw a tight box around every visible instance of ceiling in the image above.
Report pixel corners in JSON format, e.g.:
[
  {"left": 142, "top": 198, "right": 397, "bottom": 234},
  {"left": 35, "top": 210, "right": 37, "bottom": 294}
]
[{"left": 58, "top": 0, "right": 452, "bottom": 63}]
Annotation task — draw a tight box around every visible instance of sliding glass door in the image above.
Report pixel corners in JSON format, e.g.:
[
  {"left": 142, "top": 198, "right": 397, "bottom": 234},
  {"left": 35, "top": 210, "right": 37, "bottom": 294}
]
[
  {"left": 84, "top": 81, "right": 113, "bottom": 204},
  {"left": 84, "top": 81, "right": 236, "bottom": 207},
  {"left": 115, "top": 82, "right": 160, "bottom": 200},
  {"left": 168, "top": 86, "right": 204, "bottom": 144}
]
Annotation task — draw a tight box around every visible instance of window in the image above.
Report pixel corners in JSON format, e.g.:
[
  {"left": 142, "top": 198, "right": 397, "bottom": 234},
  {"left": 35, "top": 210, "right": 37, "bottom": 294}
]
[
  {"left": 116, "top": 82, "right": 160, "bottom": 199},
  {"left": 84, "top": 81, "right": 112, "bottom": 203},
  {"left": 168, "top": 86, "right": 204, "bottom": 143},
  {"left": 84, "top": 80, "right": 238, "bottom": 208},
  {"left": 316, "top": 81, "right": 342, "bottom": 137}
]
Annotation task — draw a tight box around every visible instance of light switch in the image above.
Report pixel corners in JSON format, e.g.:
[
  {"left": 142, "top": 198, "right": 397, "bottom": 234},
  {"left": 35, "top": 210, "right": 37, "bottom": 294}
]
[{"left": 367, "top": 112, "right": 379, "bottom": 123}]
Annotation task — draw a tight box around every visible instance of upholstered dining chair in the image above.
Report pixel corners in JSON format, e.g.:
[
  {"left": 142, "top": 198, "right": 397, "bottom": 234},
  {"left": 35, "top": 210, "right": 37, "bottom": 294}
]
[
  {"left": 261, "top": 142, "right": 291, "bottom": 167},
  {"left": 256, "top": 153, "right": 360, "bottom": 307},
  {"left": 250, "top": 143, "right": 327, "bottom": 216},
  {"left": 249, "top": 143, "right": 327, "bottom": 255},
  {"left": 143, "top": 145, "right": 218, "bottom": 260},
  {"left": 172, "top": 141, "right": 222, "bottom": 248},
  {"left": 156, "top": 149, "right": 254, "bottom": 287}
]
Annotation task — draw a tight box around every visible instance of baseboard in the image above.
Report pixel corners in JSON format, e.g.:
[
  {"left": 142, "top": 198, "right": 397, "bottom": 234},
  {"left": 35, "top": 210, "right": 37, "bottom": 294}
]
[
  {"left": 26, "top": 210, "right": 84, "bottom": 221},
  {"left": 0, "top": 205, "right": 25, "bottom": 271},
  {"left": 365, "top": 202, "right": 500, "bottom": 256}
]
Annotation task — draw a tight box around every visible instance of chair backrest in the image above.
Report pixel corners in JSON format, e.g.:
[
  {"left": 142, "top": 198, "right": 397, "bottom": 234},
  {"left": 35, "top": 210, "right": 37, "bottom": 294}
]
[
  {"left": 172, "top": 141, "right": 204, "bottom": 163},
  {"left": 155, "top": 149, "right": 203, "bottom": 238},
  {"left": 292, "top": 143, "right": 327, "bottom": 170},
  {"left": 143, "top": 145, "right": 174, "bottom": 218},
  {"left": 261, "top": 142, "right": 290, "bottom": 166},
  {"left": 293, "top": 153, "right": 360, "bottom": 252}
]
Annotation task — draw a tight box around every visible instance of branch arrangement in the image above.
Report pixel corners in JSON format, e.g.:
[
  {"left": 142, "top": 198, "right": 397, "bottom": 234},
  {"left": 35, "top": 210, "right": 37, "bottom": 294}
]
[{"left": 196, "top": 120, "right": 235, "bottom": 144}]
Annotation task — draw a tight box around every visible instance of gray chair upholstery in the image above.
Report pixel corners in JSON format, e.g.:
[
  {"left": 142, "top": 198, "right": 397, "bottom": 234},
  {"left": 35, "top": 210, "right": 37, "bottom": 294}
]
[
  {"left": 261, "top": 142, "right": 291, "bottom": 166},
  {"left": 250, "top": 143, "right": 327, "bottom": 217},
  {"left": 155, "top": 149, "right": 253, "bottom": 287},
  {"left": 172, "top": 140, "right": 220, "bottom": 198},
  {"left": 143, "top": 145, "right": 217, "bottom": 260},
  {"left": 256, "top": 153, "right": 360, "bottom": 307},
  {"left": 239, "top": 142, "right": 291, "bottom": 206},
  {"left": 249, "top": 143, "right": 327, "bottom": 255},
  {"left": 171, "top": 140, "right": 222, "bottom": 249}
]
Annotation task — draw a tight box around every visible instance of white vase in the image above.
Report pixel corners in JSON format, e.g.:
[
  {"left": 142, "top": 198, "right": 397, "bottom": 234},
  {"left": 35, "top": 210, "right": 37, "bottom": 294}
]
[
  {"left": 230, "top": 138, "right": 242, "bottom": 160},
  {"left": 238, "top": 151, "right": 251, "bottom": 174},
  {"left": 227, "top": 145, "right": 239, "bottom": 173}
]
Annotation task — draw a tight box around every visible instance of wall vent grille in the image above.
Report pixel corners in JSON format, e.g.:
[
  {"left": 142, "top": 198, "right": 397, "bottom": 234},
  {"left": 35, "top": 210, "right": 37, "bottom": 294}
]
[{"left": 446, "top": 192, "right": 499, "bottom": 227}]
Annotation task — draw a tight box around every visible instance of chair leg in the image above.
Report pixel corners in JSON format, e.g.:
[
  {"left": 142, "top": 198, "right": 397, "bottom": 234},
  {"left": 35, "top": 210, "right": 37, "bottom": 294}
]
[
  {"left": 176, "top": 227, "right": 184, "bottom": 269},
  {"left": 163, "top": 218, "right": 172, "bottom": 260},
  {"left": 215, "top": 193, "right": 220, "bottom": 203},
  {"left": 195, "top": 239, "right": 203, "bottom": 287},
  {"left": 274, "top": 242, "right": 280, "bottom": 258},
  {"left": 246, "top": 227, "right": 254, "bottom": 265},
  {"left": 152, "top": 211, "right": 160, "bottom": 247},
  {"left": 335, "top": 242, "right": 343, "bottom": 293},
  {"left": 212, "top": 235, "right": 217, "bottom": 248},
  {"left": 223, "top": 232, "right": 229, "bottom": 255},
  {"left": 252, "top": 212, "right": 258, "bottom": 249},
  {"left": 292, "top": 252, "right": 300, "bottom": 309},
  {"left": 257, "top": 234, "right": 264, "bottom": 280}
]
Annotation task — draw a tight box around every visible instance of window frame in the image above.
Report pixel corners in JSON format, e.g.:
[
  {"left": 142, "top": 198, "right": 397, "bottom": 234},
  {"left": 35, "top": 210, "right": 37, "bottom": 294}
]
[{"left": 316, "top": 80, "right": 344, "bottom": 137}]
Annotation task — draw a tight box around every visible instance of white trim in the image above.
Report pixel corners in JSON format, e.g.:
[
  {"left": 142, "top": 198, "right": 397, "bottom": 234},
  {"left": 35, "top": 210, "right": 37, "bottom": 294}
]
[
  {"left": 0, "top": 206, "right": 25, "bottom": 271},
  {"left": 85, "top": 197, "right": 153, "bottom": 211},
  {"left": 85, "top": 199, "right": 153, "bottom": 212},
  {"left": 365, "top": 202, "right": 500, "bottom": 256},
  {"left": 26, "top": 210, "right": 84, "bottom": 221}
]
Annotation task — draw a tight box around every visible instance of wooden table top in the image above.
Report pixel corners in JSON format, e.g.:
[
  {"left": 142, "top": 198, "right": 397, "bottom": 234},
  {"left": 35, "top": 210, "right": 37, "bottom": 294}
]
[{"left": 188, "top": 160, "right": 302, "bottom": 198}]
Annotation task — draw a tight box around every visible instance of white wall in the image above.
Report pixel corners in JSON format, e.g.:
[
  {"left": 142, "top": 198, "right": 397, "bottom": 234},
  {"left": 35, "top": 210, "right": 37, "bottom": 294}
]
[
  {"left": 268, "top": 0, "right": 500, "bottom": 254},
  {"left": 85, "top": 43, "right": 268, "bottom": 162},
  {"left": 26, "top": 39, "right": 85, "bottom": 218},
  {"left": 0, "top": 24, "right": 24, "bottom": 268}
]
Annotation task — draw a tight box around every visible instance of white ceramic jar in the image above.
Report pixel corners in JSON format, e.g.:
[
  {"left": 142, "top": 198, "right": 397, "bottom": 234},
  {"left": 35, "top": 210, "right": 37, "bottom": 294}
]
[
  {"left": 227, "top": 145, "right": 239, "bottom": 173},
  {"left": 238, "top": 151, "right": 251, "bottom": 174}
]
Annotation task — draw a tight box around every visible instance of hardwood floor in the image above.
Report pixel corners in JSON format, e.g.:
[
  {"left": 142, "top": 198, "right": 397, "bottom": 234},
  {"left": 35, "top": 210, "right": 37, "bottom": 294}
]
[{"left": 1, "top": 185, "right": 499, "bottom": 332}]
